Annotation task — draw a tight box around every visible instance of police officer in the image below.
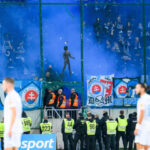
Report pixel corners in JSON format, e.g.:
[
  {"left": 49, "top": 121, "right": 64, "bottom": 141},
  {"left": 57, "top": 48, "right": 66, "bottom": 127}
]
[
  {"left": 101, "top": 111, "right": 109, "bottom": 149},
  {"left": 0, "top": 118, "right": 4, "bottom": 150},
  {"left": 84, "top": 113, "right": 96, "bottom": 150},
  {"left": 105, "top": 116, "right": 118, "bottom": 150},
  {"left": 22, "top": 111, "right": 32, "bottom": 134},
  {"left": 127, "top": 112, "right": 137, "bottom": 150},
  {"left": 40, "top": 117, "right": 52, "bottom": 134},
  {"left": 126, "top": 113, "right": 133, "bottom": 148},
  {"left": 116, "top": 110, "right": 128, "bottom": 150},
  {"left": 74, "top": 113, "right": 85, "bottom": 150},
  {"left": 61, "top": 112, "right": 74, "bottom": 150},
  {"left": 95, "top": 114, "right": 102, "bottom": 150}
]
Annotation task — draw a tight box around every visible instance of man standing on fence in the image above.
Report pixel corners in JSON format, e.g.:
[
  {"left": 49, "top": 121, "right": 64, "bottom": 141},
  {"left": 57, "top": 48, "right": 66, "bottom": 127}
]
[
  {"left": 62, "top": 46, "right": 75, "bottom": 76},
  {"left": 61, "top": 112, "right": 75, "bottom": 150},
  {"left": 2, "top": 77, "right": 23, "bottom": 150}
]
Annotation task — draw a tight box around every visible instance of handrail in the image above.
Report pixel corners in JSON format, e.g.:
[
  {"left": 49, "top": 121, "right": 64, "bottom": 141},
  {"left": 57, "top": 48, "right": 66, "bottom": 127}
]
[{"left": 44, "top": 107, "right": 81, "bottom": 119}]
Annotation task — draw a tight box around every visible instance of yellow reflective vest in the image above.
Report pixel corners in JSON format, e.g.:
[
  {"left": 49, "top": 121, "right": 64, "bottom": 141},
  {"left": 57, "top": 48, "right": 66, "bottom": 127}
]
[
  {"left": 40, "top": 122, "right": 52, "bottom": 134},
  {"left": 64, "top": 118, "right": 74, "bottom": 133},
  {"left": 106, "top": 120, "right": 118, "bottom": 135},
  {"left": 86, "top": 120, "right": 96, "bottom": 135},
  {"left": 118, "top": 117, "right": 127, "bottom": 132},
  {"left": 0, "top": 122, "right": 4, "bottom": 138},
  {"left": 22, "top": 117, "right": 31, "bottom": 133}
]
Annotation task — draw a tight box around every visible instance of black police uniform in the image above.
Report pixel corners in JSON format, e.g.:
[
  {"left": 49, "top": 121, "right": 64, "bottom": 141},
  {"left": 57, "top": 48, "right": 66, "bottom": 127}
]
[
  {"left": 126, "top": 113, "right": 133, "bottom": 148},
  {"left": 105, "top": 119, "right": 118, "bottom": 150},
  {"left": 84, "top": 117, "right": 96, "bottom": 150},
  {"left": 74, "top": 115, "right": 85, "bottom": 150},
  {"left": 95, "top": 117, "right": 102, "bottom": 150},
  {"left": 116, "top": 115, "right": 127, "bottom": 150},
  {"left": 101, "top": 112, "right": 109, "bottom": 149},
  {"left": 127, "top": 113, "right": 137, "bottom": 150},
  {"left": 61, "top": 118, "right": 74, "bottom": 150}
]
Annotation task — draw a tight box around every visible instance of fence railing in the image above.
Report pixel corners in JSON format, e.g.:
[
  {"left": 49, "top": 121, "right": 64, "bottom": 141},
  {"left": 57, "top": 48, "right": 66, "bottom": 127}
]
[{"left": 44, "top": 107, "right": 81, "bottom": 119}]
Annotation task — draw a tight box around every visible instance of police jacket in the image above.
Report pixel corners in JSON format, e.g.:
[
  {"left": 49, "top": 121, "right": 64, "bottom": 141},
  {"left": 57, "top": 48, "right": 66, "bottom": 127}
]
[
  {"left": 127, "top": 114, "right": 137, "bottom": 134},
  {"left": 126, "top": 114, "right": 132, "bottom": 136},
  {"left": 101, "top": 113, "right": 109, "bottom": 135},
  {"left": 61, "top": 118, "right": 74, "bottom": 134},
  {"left": 40, "top": 120, "right": 48, "bottom": 134},
  {"left": 116, "top": 115, "right": 125, "bottom": 122},
  {"left": 95, "top": 118, "right": 102, "bottom": 135},
  {"left": 116, "top": 115, "right": 127, "bottom": 132},
  {"left": 84, "top": 118, "right": 96, "bottom": 136},
  {"left": 74, "top": 117, "right": 85, "bottom": 134}
]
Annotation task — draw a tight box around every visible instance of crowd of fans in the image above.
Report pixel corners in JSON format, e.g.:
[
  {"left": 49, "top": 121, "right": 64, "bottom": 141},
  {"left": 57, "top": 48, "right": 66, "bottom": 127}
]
[
  {"left": 93, "top": 4, "right": 150, "bottom": 62},
  {"left": 0, "top": 33, "right": 25, "bottom": 69}
]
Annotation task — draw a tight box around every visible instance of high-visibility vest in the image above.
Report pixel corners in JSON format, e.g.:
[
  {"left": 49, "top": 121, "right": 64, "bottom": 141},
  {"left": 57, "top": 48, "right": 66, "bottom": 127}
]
[
  {"left": 57, "top": 95, "right": 66, "bottom": 109},
  {"left": 118, "top": 117, "right": 127, "bottom": 132},
  {"left": 0, "top": 123, "right": 4, "bottom": 138},
  {"left": 40, "top": 122, "right": 52, "bottom": 134},
  {"left": 106, "top": 120, "right": 118, "bottom": 135},
  {"left": 69, "top": 93, "right": 78, "bottom": 107},
  {"left": 22, "top": 117, "right": 31, "bottom": 132},
  {"left": 64, "top": 118, "right": 74, "bottom": 133},
  {"left": 48, "top": 92, "right": 56, "bottom": 105},
  {"left": 81, "top": 120, "right": 85, "bottom": 125},
  {"left": 86, "top": 120, "right": 96, "bottom": 135}
]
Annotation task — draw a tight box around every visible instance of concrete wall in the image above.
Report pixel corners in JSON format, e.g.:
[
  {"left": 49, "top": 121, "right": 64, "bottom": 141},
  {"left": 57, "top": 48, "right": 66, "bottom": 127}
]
[
  {"left": 0, "top": 109, "right": 42, "bottom": 130},
  {"left": 91, "top": 108, "right": 136, "bottom": 118}
]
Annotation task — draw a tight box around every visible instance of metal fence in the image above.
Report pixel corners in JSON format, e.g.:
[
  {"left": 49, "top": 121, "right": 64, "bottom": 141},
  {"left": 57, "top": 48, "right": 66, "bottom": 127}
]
[{"left": 44, "top": 107, "right": 81, "bottom": 119}]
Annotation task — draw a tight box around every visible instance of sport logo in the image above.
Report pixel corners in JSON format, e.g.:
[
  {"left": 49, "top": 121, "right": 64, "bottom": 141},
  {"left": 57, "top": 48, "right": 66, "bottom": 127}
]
[
  {"left": 22, "top": 84, "right": 39, "bottom": 108},
  {"left": 20, "top": 134, "right": 56, "bottom": 150},
  {"left": 21, "top": 139, "right": 54, "bottom": 150}
]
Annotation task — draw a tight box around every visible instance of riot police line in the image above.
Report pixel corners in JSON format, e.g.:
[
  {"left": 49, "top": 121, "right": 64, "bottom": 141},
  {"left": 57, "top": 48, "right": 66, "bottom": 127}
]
[
  {"left": 59, "top": 110, "right": 137, "bottom": 150},
  {"left": 0, "top": 109, "right": 137, "bottom": 150}
]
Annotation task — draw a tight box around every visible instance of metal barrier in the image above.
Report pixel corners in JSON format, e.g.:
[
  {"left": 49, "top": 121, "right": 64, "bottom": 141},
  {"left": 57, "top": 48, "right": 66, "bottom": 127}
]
[{"left": 44, "top": 107, "right": 81, "bottom": 119}]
